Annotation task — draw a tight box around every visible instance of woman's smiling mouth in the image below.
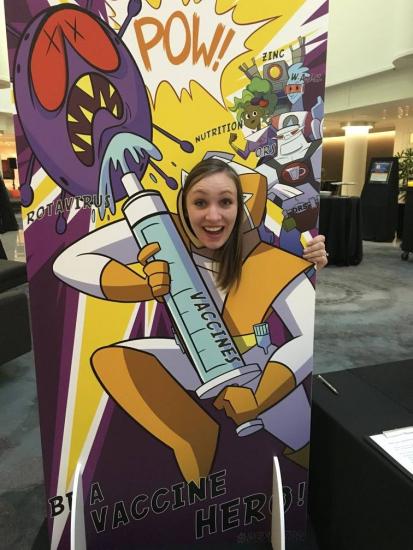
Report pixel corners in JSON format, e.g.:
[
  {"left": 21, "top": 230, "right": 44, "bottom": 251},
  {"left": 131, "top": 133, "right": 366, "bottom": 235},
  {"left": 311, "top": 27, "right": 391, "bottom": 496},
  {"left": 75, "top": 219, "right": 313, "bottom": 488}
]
[{"left": 203, "top": 226, "right": 224, "bottom": 234}]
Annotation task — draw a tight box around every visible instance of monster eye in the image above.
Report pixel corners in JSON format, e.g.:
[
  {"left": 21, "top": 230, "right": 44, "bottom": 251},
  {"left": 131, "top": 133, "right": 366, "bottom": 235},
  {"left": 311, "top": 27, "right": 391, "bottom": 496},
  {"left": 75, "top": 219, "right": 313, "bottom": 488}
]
[{"left": 30, "top": 8, "right": 120, "bottom": 111}]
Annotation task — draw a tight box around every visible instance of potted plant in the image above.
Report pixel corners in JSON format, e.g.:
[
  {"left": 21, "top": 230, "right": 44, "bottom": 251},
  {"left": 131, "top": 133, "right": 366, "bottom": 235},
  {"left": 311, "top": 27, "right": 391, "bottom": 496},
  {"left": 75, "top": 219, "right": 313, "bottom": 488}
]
[
  {"left": 396, "top": 147, "right": 413, "bottom": 186},
  {"left": 396, "top": 148, "right": 413, "bottom": 259}
]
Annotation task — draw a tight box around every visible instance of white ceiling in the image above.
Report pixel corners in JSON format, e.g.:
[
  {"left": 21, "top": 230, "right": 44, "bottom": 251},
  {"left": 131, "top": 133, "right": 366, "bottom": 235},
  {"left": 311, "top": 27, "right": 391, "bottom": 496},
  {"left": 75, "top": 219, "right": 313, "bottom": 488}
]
[{"left": 323, "top": 97, "right": 412, "bottom": 137}]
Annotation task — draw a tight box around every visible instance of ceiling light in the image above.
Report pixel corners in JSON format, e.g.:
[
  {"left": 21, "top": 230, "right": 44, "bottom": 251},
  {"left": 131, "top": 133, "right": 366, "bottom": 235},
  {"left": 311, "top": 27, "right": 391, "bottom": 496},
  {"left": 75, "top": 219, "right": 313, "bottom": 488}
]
[{"left": 341, "top": 121, "right": 374, "bottom": 136}]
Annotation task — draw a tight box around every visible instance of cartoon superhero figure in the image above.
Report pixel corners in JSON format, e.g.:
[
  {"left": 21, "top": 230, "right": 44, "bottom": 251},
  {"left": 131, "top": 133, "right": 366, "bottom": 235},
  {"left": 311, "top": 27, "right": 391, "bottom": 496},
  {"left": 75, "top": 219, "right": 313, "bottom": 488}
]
[
  {"left": 228, "top": 77, "right": 278, "bottom": 162},
  {"left": 239, "top": 36, "right": 308, "bottom": 116},
  {"left": 285, "top": 62, "right": 310, "bottom": 111},
  {"left": 228, "top": 35, "right": 320, "bottom": 169},
  {"left": 53, "top": 155, "right": 314, "bottom": 484}
]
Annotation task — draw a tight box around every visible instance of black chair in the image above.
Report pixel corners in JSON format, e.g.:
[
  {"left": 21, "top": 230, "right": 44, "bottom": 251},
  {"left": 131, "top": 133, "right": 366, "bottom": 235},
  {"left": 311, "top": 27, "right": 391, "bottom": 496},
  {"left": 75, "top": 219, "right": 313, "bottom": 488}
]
[
  {"left": 0, "top": 259, "right": 32, "bottom": 366},
  {"left": 0, "top": 175, "right": 19, "bottom": 233}
]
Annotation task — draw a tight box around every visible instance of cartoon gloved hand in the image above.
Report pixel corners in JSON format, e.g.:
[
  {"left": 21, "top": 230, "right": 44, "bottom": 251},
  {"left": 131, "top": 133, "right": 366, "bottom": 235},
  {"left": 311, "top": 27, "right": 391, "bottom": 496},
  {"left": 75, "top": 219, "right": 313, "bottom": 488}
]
[
  {"left": 214, "top": 386, "right": 259, "bottom": 425},
  {"left": 138, "top": 242, "right": 171, "bottom": 302},
  {"left": 214, "top": 361, "right": 296, "bottom": 430},
  {"left": 229, "top": 132, "right": 237, "bottom": 144}
]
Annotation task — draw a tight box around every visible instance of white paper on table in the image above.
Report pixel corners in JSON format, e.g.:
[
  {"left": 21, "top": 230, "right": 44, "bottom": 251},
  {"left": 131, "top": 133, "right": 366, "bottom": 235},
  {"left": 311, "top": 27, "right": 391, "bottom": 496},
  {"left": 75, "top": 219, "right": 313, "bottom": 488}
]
[{"left": 369, "top": 426, "right": 413, "bottom": 478}]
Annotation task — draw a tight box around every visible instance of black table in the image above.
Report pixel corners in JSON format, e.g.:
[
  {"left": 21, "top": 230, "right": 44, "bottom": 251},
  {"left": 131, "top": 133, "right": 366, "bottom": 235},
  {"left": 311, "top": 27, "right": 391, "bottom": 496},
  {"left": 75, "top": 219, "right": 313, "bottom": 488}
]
[
  {"left": 319, "top": 196, "right": 363, "bottom": 266},
  {"left": 309, "top": 361, "right": 413, "bottom": 550},
  {"left": 0, "top": 239, "right": 6, "bottom": 259}
]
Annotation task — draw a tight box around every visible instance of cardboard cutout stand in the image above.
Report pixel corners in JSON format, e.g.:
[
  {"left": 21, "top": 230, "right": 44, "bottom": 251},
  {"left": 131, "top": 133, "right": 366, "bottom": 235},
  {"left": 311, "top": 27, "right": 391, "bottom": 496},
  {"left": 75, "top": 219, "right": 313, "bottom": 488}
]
[{"left": 5, "top": 1, "right": 328, "bottom": 547}]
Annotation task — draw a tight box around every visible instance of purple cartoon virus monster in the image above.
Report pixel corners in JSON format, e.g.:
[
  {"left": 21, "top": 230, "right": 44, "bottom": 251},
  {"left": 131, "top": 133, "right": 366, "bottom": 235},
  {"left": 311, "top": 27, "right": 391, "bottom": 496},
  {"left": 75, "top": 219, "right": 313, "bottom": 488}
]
[{"left": 13, "top": 1, "right": 193, "bottom": 233}]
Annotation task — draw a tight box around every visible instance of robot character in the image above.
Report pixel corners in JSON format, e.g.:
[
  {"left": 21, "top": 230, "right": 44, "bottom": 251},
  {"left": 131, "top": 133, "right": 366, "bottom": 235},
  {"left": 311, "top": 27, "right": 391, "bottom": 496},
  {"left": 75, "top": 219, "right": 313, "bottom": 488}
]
[
  {"left": 256, "top": 109, "right": 322, "bottom": 255},
  {"left": 12, "top": 3, "right": 193, "bottom": 233},
  {"left": 284, "top": 62, "right": 310, "bottom": 111},
  {"left": 239, "top": 36, "right": 308, "bottom": 116},
  {"left": 53, "top": 155, "right": 315, "bottom": 485},
  {"left": 229, "top": 38, "right": 314, "bottom": 166}
]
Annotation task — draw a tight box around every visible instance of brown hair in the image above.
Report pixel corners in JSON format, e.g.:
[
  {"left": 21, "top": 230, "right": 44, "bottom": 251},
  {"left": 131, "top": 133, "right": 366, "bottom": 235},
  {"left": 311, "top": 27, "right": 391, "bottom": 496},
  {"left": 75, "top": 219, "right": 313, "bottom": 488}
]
[{"left": 182, "top": 158, "right": 244, "bottom": 292}]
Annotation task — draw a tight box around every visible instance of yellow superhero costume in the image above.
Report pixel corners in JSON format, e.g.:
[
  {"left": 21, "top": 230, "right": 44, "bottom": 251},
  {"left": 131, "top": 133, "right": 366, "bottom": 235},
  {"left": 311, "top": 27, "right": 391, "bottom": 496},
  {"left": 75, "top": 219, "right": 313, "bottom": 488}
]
[{"left": 53, "top": 157, "right": 314, "bottom": 485}]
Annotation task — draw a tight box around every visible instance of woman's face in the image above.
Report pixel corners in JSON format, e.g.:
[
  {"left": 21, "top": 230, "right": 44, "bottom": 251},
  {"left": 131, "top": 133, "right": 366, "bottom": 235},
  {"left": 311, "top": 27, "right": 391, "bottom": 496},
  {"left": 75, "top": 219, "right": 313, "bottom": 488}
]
[{"left": 185, "top": 171, "right": 238, "bottom": 250}]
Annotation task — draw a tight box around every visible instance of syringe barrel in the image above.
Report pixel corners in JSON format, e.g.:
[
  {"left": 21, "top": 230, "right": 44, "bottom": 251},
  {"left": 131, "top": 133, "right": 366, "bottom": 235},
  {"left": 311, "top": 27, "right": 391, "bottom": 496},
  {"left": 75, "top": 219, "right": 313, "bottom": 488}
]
[{"left": 122, "top": 190, "right": 246, "bottom": 385}]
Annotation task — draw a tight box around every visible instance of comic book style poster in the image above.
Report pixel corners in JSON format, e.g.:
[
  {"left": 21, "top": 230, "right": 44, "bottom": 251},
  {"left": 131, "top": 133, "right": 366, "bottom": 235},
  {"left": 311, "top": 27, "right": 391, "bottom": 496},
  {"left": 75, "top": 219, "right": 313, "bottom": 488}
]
[{"left": 4, "top": 0, "right": 328, "bottom": 547}]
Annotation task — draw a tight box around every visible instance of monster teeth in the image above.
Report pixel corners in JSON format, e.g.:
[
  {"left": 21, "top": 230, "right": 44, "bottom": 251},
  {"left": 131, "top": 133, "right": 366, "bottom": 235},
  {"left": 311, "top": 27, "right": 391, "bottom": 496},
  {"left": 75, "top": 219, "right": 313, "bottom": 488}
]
[
  {"left": 79, "top": 105, "right": 93, "bottom": 123},
  {"left": 113, "top": 104, "right": 118, "bottom": 117},
  {"left": 67, "top": 113, "right": 78, "bottom": 123},
  {"left": 76, "top": 133, "right": 92, "bottom": 146},
  {"left": 100, "top": 91, "right": 106, "bottom": 109},
  {"left": 109, "top": 83, "right": 115, "bottom": 98},
  {"left": 72, "top": 143, "right": 85, "bottom": 153},
  {"left": 76, "top": 74, "right": 94, "bottom": 98}
]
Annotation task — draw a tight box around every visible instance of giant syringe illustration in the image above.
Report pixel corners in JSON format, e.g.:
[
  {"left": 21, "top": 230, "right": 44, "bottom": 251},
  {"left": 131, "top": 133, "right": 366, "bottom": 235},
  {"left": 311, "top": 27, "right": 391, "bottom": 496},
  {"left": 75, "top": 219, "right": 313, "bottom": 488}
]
[{"left": 99, "top": 134, "right": 264, "bottom": 436}]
